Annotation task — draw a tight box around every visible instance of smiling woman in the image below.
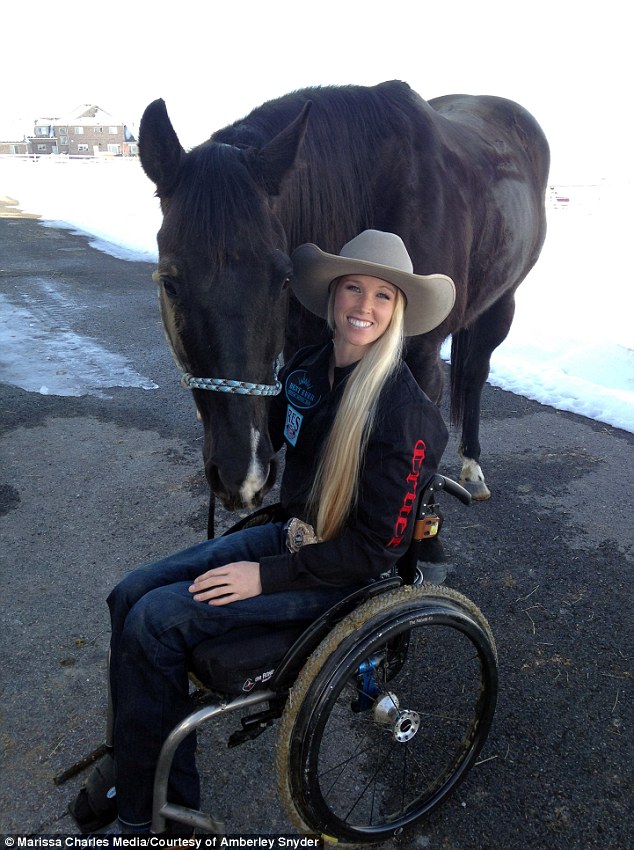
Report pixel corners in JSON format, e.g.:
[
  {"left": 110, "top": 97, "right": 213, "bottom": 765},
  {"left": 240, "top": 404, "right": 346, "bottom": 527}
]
[
  {"left": 290, "top": 230, "right": 454, "bottom": 542},
  {"left": 69, "top": 229, "right": 454, "bottom": 835},
  {"left": 331, "top": 275, "right": 399, "bottom": 366}
]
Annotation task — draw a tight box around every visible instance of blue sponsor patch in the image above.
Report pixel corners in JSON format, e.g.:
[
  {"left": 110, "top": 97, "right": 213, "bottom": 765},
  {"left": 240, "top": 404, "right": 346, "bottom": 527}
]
[
  {"left": 284, "top": 405, "right": 303, "bottom": 446},
  {"left": 285, "top": 370, "right": 321, "bottom": 410}
]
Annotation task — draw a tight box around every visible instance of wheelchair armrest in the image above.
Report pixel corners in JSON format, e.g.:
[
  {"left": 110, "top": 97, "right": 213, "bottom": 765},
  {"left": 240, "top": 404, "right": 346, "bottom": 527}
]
[{"left": 428, "top": 474, "right": 472, "bottom": 505}]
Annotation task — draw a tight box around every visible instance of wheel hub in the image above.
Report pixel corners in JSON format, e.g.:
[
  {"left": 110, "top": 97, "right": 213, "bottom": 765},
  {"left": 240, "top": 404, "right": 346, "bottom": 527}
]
[
  {"left": 392, "top": 709, "right": 420, "bottom": 742},
  {"left": 373, "top": 693, "right": 421, "bottom": 742}
]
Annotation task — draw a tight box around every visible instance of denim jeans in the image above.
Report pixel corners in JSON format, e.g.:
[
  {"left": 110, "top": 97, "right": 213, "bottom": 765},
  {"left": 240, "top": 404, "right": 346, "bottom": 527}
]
[{"left": 106, "top": 520, "right": 360, "bottom": 831}]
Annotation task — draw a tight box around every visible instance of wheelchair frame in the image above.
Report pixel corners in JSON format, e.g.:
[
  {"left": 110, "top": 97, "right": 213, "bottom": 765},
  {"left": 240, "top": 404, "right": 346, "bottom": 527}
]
[{"left": 148, "top": 474, "right": 499, "bottom": 842}]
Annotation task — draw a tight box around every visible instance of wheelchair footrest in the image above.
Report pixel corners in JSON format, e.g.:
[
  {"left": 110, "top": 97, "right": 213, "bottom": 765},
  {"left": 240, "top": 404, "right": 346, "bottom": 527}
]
[{"left": 157, "top": 801, "right": 226, "bottom": 836}]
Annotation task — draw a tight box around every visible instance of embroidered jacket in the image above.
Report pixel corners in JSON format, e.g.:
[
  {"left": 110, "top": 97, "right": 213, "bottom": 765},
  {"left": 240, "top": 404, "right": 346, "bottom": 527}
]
[{"left": 259, "top": 342, "right": 448, "bottom": 593}]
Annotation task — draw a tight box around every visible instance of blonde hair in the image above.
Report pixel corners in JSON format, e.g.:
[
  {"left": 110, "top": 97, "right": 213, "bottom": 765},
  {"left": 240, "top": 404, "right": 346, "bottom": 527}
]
[{"left": 308, "top": 281, "right": 406, "bottom": 540}]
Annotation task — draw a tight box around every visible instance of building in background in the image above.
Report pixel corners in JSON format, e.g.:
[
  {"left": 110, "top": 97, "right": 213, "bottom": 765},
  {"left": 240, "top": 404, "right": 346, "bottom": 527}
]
[
  {"left": 0, "top": 105, "right": 137, "bottom": 157},
  {"left": 0, "top": 138, "right": 29, "bottom": 155},
  {"left": 0, "top": 118, "right": 30, "bottom": 155}
]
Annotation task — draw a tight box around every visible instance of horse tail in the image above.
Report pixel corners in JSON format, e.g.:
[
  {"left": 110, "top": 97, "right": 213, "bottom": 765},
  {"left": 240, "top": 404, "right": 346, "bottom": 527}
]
[{"left": 449, "top": 329, "right": 469, "bottom": 428}]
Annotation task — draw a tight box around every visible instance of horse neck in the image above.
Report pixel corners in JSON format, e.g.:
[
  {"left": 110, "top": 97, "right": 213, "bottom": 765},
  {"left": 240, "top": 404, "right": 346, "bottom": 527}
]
[
  {"left": 220, "top": 88, "right": 396, "bottom": 253},
  {"left": 278, "top": 137, "right": 378, "bottom": 253}
]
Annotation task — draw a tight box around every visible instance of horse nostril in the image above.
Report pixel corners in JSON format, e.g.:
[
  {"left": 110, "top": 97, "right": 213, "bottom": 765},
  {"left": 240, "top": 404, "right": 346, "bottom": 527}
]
[{"left": 206, "top": 461, "right": 248, "bottom": 508}]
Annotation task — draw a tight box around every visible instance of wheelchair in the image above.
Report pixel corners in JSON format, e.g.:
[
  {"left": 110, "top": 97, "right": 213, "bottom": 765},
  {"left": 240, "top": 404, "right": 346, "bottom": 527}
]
[{"left": 146, "top": 473, "right": 499, "bottom": 843}]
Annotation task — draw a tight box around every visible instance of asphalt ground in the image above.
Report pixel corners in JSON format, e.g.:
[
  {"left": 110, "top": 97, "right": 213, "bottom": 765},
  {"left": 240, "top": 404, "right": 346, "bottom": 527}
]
[{"left": 0, "top": 209, "right": 632, "bottom": 849}]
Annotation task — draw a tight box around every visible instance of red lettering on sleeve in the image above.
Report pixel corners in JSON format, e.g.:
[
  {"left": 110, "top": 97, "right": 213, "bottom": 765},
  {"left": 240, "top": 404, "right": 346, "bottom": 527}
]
[{"left": 387, "top": 439, "right": 427, "bottom": 548}]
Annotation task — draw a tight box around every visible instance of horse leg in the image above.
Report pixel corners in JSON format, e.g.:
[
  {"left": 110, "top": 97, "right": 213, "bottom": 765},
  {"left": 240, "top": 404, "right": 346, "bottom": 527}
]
[
  {"left": 451, "top": 290, "right": 517, "bottom": 500},
  {"left": 404, "top": 335, "right": 445, "bottom": 405}
]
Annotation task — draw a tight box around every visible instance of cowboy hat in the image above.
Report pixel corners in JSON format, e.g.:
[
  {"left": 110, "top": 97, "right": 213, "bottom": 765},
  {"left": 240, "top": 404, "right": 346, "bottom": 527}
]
[{"left": 291, "top": 230, "right": 456, "bottom": 336}]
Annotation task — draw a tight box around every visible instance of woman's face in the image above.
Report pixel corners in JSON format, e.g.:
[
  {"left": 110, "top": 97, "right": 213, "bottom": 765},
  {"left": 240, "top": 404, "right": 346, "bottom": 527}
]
[{"left": 332, "top": 274, "right": 398, "bottom": 364}]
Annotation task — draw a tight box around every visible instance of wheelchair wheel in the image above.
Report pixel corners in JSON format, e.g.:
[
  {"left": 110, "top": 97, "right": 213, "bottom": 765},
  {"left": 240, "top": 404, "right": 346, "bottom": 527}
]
[{"left": 276, "top": 585, "right": 498, "bottom": 844}]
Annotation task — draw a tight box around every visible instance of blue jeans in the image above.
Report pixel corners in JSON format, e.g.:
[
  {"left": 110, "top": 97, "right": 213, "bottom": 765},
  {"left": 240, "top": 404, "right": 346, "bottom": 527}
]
[{"left": 107, "top": 521, "right": 360, "bottom": 832}]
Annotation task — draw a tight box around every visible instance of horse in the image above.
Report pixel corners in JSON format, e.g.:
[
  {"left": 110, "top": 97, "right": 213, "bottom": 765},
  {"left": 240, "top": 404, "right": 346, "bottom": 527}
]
[{"left": 138, "top": 80, "right": 549, "bottom": 533}]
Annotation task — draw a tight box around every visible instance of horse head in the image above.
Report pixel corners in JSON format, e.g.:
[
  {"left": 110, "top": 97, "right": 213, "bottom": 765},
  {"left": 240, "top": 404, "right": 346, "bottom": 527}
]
[{"left": 139, "top": 98, "right": 311, "bottom": 510}]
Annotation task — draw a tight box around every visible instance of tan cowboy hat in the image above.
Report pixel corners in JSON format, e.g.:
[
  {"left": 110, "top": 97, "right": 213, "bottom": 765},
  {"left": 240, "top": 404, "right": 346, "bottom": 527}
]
[{"left": 291, "top": 230, "right": 456, "bottom": 336}]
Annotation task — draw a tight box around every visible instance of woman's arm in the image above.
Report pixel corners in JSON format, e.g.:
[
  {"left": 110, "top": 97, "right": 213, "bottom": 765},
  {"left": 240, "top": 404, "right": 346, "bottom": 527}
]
[{"left": 260, "top": 391, "right": 449, "bottom": 593}]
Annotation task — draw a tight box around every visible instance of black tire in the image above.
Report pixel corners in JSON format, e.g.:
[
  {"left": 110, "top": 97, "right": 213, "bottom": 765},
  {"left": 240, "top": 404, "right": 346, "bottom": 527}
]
[{"left": 276, "top": 585, "right": 498, "bottom": 844}]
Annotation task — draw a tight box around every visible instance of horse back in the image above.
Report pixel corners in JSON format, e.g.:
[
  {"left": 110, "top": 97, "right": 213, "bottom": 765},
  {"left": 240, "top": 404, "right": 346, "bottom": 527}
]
[
  {"left": 421, "top": 93, "right": 550, "bottom": 325},
  {"left": 217, "top": 82, "right": 550, "bottom": 340},
  {"left": 429, "top": 93, "right": 550, "bottom": 200}
]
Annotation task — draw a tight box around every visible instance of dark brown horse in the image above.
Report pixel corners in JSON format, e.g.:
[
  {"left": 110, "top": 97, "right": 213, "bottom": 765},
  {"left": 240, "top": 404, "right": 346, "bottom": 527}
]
[{"left": 139, "top": 81, "right": 549, "bottom": 528}]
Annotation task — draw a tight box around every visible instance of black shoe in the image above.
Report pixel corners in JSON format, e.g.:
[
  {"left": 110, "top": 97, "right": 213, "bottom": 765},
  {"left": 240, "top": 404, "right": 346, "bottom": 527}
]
[{"left": 68, "top": 752, "right": 117, "bottom": 834}]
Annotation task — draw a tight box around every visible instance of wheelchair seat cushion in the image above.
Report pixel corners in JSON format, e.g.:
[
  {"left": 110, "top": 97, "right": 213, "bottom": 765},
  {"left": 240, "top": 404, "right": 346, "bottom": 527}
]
[{"left": 190, "top": 624, "right": 306, "bottom": 696}]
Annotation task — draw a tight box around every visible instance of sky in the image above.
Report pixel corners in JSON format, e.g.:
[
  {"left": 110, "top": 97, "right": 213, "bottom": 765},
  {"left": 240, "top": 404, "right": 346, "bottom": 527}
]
[{"left": 2, "top": 0, "right": 631, "bottom": 183}]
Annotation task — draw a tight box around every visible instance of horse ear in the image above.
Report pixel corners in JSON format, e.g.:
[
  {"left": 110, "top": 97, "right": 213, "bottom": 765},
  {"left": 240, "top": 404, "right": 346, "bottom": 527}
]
[
  {"left": 248, "top": 101, "right": 312, "bottom": 196},
  {"left": 138, "top": 99, "right": 186, "bottom": 197}
]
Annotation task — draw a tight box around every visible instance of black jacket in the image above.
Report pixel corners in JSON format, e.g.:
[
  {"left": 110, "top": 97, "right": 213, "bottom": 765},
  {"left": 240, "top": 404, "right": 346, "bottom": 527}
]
[{"left": 259, "top": 342, "right": 448, "bottom": 593}]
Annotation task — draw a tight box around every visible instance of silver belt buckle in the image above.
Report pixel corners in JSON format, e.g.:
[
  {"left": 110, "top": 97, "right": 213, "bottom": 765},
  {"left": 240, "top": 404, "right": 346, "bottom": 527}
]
[{"left": 286, "top": 518, "right": 319, "bottom": 553}]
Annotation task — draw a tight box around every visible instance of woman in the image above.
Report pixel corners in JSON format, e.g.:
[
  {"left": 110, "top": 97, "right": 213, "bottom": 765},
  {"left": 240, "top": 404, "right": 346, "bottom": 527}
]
[{"left": 71, "top": 229, "right": 455, "bottom": 834}]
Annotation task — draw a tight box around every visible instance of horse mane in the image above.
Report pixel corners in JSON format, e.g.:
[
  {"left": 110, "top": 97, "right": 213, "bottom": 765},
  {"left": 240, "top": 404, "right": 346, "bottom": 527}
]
[
  {"left": 166, "top": 143, "right": 273, "bottom": 268},
  {"left": 214, "top": 82, "right": 417, "bottom": 253}
]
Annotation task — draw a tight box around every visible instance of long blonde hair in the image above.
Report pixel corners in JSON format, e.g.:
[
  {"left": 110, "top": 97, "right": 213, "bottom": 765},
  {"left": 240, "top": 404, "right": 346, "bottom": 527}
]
[{"left": 308, "top": 281, "right": 406, "bottom": 540}]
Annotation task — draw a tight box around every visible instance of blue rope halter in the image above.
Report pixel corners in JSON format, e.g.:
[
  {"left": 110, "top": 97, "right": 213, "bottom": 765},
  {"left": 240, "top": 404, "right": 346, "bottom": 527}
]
[
  {"left": 180, "top": 357, "right": 282, "bottom": 397},
  {"left": 180, "top": 373, "right": 282, "bottom": 396}
]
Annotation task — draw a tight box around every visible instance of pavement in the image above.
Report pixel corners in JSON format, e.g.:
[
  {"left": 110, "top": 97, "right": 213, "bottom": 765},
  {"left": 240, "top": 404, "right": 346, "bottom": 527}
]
[{"left": 0, "top": 209, "right": 632, "bottom": 849}]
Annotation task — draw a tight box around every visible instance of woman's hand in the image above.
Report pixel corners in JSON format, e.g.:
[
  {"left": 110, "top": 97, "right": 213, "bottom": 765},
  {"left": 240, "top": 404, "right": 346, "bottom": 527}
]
[{"left": 189, "top": 561, "right": 262, "bottom": 606}]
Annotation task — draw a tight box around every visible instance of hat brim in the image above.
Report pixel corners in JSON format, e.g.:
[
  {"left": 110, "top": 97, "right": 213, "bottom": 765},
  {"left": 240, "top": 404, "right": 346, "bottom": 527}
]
[{"left": 291, "top": 243, "right": 456, "bottom": 336}]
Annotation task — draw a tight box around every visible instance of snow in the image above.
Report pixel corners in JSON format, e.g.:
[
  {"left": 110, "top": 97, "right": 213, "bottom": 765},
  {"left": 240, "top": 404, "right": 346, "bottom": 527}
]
[{"left": 0, "top": 156, "right": 632, "bottom": 433}]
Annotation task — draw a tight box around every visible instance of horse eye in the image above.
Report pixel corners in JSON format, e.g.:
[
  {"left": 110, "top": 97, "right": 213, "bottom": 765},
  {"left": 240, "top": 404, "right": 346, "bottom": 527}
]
[{"left": 161, "top": 278, "right": 178, "bottom": 299}]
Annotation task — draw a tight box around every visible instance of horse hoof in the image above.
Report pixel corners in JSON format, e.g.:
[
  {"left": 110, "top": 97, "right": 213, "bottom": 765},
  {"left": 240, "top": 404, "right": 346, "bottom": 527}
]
[
  {"left": 460, "top": 478, "right": 492, "bottom": 501},
  {"left": 458, "top": 455, "right": 491, "bottom": 501}
]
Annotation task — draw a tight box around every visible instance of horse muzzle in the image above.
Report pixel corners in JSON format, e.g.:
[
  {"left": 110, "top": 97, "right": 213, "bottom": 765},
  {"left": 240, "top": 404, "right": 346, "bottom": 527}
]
[{"left": 205, "top": 446, "right": 278, "bottom": 511}]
